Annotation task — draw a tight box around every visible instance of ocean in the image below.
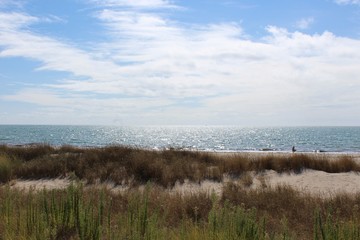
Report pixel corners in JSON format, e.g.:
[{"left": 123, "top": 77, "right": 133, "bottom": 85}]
[{"left": 0, "top": 125, "right": 359, "bottom": 153}]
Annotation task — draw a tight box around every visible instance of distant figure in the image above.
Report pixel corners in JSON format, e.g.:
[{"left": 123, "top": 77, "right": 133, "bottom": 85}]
[{"left": 292, "top": 146, "right": 296, "bottom": 153}]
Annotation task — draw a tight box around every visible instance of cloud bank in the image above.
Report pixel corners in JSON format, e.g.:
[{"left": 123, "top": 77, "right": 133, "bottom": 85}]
[{"left": 0, "top": 1, "right": 360, "bottom": 125}]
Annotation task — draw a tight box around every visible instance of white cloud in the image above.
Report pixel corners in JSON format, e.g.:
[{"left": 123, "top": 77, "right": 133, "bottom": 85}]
[
  {"left": 335, "top": 0, "right": 360, "bottom": 5},
  {"left": 89, "top": 0, "right": 177, "bottom": 9},
  {"left": 295, "top": 17, "right": 314, "bottom": 30},
  {"left": 0, "top": 0, "right": 25, "bottom": 9},
  {"left": 1, "top": 88, "right": 177, "bottom": 124},
  {"left": 0, "top": 12, "right": 37, "bottom": 29},
  {"left": 2, "top": 88, "right": 173, "bottom": 109},
  {"left": 42, "top": 14, "right": 67, "bottom": 24},
  {"left": 0, "top": 12, "right": 131, "bottom": 88},
  {"left": 1, "top": 3, "right": 360, "bottom": 125}
]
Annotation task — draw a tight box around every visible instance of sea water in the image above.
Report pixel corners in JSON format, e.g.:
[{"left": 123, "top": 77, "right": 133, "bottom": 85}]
[{"left": 0, "top": 125, "right": 359, "bottom": 153}]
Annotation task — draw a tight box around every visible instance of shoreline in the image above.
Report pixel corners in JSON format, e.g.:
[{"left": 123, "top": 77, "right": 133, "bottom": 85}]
[
  {"left": 3, "top": 143, "right": 360, "bottom": 155},
  {"left": 209, "top": 151, "right": 360, "bottom": 165},
  {"left": 209, "top": 150, "right": 360, "bottom": 155}
]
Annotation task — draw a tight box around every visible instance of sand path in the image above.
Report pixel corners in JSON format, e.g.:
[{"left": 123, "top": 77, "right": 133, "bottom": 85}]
[
  {"left": 259, "top": 170, "right": 360, "bottom": 196},
  {"left": 9, "top": 170, "right": 360, "bottom": 197}
]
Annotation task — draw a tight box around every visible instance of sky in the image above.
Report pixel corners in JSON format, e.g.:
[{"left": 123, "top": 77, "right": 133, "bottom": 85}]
[{"left": 0, "top": 0, "right": 360, "bottom": 126}]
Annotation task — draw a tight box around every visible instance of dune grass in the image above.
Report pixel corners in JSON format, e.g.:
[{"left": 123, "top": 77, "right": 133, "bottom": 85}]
[
  {"left": 0, "top": 183, "right": 266, "bottom": 239},
  {"left": 1, "top": 144, "right": 360, "bottom": 239},
  {"left": 0, "top": 144, "right": 358, "bottom": 187},
  {"left": 0, "top": 182, "right": 360, "bottom": 239},
  {"left": 0, "top": 155, "right": 12, "bottom": 183}
]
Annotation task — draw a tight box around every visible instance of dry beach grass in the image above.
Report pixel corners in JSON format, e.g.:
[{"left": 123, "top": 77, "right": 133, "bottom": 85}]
[
  {"left": 1, "top": 144, "right": 359, "bottom": 186},
  {"left": 1, "top": 144, "right": 360, "bottom": 239}
]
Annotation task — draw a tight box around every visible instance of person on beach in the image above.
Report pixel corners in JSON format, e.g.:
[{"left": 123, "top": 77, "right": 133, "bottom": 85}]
[{"left": 292, "top": 146, "right": 296, "bottom": 153}]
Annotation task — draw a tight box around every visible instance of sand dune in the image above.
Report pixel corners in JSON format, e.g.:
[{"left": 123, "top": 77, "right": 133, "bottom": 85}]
[
  {"left": 9, "top": 152, "right": 360, "bottom": 197},
  {"left": 10, "top": 170, "right": 360, "bottom": 197},
  {"left": 257, "top": 169, "right": 360, "bottom": 196}
]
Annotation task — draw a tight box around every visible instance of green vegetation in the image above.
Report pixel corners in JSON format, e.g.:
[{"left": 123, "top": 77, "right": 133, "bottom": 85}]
[
  {"left": 1, "top": 183, "right": 360, "bottom": 239},
  {"left": 0, "top": 144, "right": 360, "bottom": 239},
  {"left": 0, "top": 154, "right": 12, "bottom": 183},
  {"left": 0, "top": 154, "right": 19, "bottom": 183}
]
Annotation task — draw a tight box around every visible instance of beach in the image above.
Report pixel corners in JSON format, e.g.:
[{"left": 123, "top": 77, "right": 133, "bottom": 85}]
[{"left": 2, "top": 145, "right": 360, "bottom": 239}]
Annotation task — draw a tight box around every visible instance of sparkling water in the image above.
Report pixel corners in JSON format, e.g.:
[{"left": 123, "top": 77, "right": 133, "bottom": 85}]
[{"left": 0, "top": 125, "right": 359, "bottom": 153}]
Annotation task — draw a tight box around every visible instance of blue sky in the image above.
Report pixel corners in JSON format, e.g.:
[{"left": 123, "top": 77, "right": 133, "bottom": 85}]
[{"left": 0, "top": 0, "right": 360, "bottom": 126}]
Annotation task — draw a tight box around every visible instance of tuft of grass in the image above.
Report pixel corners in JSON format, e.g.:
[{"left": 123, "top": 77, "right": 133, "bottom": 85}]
[
  {"left": 239, "top": 172, "right": 254, "bottom": 187},
  {"left": 0, "top": 154, "right": 12, "bottom": 183},
  {"left": 0, "top": 144, "right": 53, "bottom": 161},
  {"left": 314, "top": 208, "right": 360, "bottom": 240},
  {"left": 222, "top": 181, "right": 360, "bottom": 239},
  {"left": 250, "top": 153, "right": 360, "bottom": 174}
]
